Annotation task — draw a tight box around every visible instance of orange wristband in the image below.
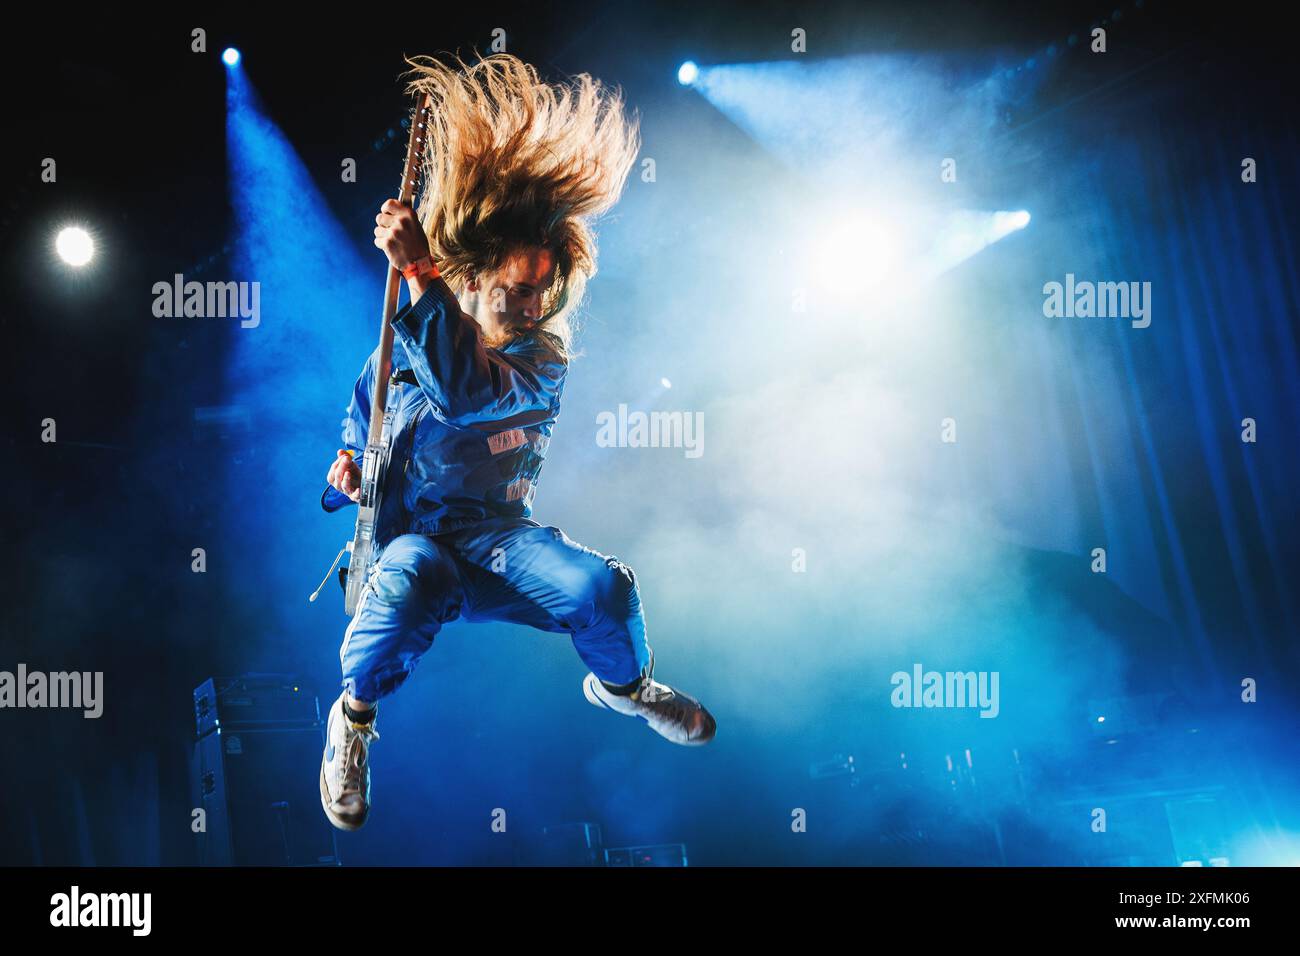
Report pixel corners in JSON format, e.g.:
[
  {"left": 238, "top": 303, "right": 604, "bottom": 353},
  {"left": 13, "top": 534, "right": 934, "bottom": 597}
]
[{"left": 401, "top": 255, "right": 440, "bottom": 280}]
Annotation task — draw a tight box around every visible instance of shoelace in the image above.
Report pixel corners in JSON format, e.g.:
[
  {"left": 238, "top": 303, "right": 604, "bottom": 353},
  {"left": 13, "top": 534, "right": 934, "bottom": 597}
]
[
  {"left": 638, "top": 679, "right": 674, "bottom": 704},
  {"left": 637, "top": 680, "right": 691, "bottom": 725},
  {"left": 338, "top": 721, "right": 380, "bottom": 796},
  {"left": 624, "top": 651, "right": 693, "bottom": 730}
]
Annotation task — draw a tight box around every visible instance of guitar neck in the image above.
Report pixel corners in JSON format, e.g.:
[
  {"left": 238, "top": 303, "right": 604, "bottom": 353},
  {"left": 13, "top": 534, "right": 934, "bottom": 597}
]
[
  {"left": 366, "top": 91, "right": 432, "bottom": 442},
  {"left": 366, "top": 269, "right": 403, "bottom": 440}
]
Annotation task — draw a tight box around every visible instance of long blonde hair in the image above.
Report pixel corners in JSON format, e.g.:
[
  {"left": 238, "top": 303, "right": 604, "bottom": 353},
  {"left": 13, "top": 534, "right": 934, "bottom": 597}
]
[{"left": 402, "top": 51, "right": 640, "bottom": 359}]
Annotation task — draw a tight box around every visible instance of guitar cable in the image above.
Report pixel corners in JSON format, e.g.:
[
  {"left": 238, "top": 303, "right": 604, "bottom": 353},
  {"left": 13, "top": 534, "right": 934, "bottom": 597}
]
[{"left": 309, "top": 544, "right": 351, "bottom": 603}]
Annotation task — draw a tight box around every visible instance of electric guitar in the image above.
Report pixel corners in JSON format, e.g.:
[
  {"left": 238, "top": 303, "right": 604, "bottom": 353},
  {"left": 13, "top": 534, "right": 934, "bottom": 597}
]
[{"left": 344, "top": 92, "right": 433, "bottom": 615}]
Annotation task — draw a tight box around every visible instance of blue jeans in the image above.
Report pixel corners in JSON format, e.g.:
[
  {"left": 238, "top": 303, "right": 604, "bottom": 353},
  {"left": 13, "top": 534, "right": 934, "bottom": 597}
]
[{"left": 339, "top": 516, "right": 653, "bottom": 703}]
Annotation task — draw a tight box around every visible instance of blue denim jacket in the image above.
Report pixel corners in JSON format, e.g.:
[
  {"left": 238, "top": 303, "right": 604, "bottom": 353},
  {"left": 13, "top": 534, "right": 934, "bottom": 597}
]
[{"left": 321, "top": 279, "right": 568, "bottom": 545}]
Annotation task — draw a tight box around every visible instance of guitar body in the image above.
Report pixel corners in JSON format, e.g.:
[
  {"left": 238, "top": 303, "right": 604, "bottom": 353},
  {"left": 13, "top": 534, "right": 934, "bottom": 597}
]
[
  {"left": 344, "top": 408, "right": 395, "bottom": 615},
  {"left": 340, "top": 91, "right": 432, "bottom": 617}
]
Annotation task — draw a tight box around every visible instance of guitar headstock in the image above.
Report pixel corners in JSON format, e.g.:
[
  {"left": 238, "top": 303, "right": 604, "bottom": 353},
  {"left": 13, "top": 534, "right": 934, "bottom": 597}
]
[{"left": 398, "top": 93, "right": 433, "bottom": 206}]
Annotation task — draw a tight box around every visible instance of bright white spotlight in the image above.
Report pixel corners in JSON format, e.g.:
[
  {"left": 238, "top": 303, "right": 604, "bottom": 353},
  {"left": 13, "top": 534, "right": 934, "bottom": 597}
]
[
  {"left": 986, "top": 209, "right": 1031, "bottom": 241},
  {"left": 677, "top": 61, "right": 699, "bottom": 86},
  {"left": 55, "top": 227, "right": 94, "bottom": 267},
  {"left": 223, "top": 48, "right": 241, "bottom": 67},
  {"left": 813, "top": 218, "right": 899, "bottom": 296},
  {"left": 660, "top": 377, "right": 673, "bottom": 389}
]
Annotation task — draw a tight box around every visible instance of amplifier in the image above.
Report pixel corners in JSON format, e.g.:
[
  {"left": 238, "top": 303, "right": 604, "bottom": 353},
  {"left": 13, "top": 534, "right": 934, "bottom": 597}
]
[
  {"left": 192, "top": 723, "right": 339, "bottom": 866},
  {"left": 604, "top": 843, "right": 689, "bottom": 867},
  {"left": 191, "top": 675, "right": 337, "bottom": 866},
  {"left": 194, "top": 674, "right": 321, "bottom": 737}
]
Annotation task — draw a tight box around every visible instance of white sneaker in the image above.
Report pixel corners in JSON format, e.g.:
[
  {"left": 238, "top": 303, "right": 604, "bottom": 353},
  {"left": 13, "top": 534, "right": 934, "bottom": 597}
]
[
  {"left": 319, "top": 693, "right": 380, "bottom": 831},
  {"left": 583, "top": 672, "right": 716, "bottom": 746}
]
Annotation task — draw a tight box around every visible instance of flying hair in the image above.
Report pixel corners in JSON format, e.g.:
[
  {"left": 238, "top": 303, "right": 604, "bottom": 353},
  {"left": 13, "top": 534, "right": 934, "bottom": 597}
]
[{"left": 401, "top": 51, "right": 641, "bottom": 358}]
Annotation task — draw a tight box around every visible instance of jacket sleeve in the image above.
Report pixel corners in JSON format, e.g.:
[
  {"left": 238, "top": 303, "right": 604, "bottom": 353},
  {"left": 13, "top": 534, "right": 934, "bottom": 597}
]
[
  {"left": 390, "top": 280, "right": 567, "bottom": 428},
  {"left": 321, "top": 353, "right": 375, "bottom": 513}
]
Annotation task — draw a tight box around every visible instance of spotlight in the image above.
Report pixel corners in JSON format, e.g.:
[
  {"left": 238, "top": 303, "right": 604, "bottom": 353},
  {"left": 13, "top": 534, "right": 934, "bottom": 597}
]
[
  {"left": 55, "top": 226, "right": 94, "bottom": 267},
  {"left": 660, "top": 377, "right": 673, "bottom": 389},
  {"left": 986, "top": 209, "right": 1031, "bottom": 240},
  {"left": 677, "top": 61, "right": 699, "bottom": 86},
  {"left": 223, "top": 48, "right": 241, "bottom": 67},
  {"left": 812, "top": 217, "right": 898, "bottom": 295}
]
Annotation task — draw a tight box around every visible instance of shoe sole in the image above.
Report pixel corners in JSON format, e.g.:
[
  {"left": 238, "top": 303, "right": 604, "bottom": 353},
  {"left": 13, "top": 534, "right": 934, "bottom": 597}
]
[
  {"left": 320, "top": 759, "right": 368, "bottom": 832},
  {"left": 583, "top": 673, "right": 622, "bottom": 712}
]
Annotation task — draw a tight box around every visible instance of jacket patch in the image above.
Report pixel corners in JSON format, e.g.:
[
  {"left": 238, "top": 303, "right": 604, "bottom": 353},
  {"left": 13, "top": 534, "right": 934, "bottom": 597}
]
[
  {"left": 487, "top": 428, "right": 528, "bottom": 455},
  {"left": 504, "top": 477, "right": 533, "bottom": 502}
]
